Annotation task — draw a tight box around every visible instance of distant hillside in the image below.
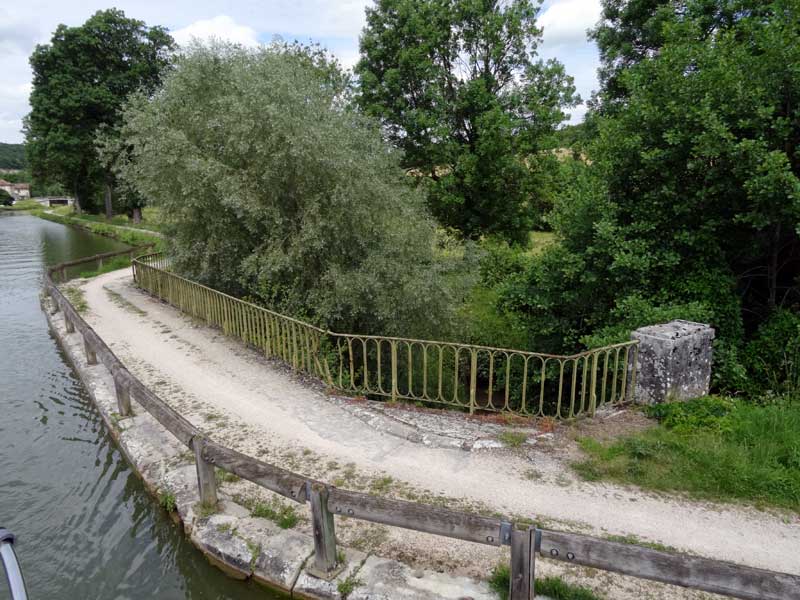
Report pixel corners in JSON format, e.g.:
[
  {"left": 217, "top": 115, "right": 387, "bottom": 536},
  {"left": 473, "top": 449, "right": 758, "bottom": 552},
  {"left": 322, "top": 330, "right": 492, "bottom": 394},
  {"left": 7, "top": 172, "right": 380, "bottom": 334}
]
[{"left": 0, "top": 143, "right": 27, "bottom": 169}]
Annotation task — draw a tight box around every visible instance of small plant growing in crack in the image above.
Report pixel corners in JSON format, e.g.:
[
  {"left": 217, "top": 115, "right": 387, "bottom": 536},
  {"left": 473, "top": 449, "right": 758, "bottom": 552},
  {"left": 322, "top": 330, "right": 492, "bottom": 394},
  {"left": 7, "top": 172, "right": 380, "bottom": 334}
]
[
  {"left": 246, "top": 540, "right": 261, "bottom": 571},
  {"left": 159, "top": 491, "right": 177, "bottom": 513},
  {"left": 195, "top": 500, "right": 218, "bottom": 518},
  {"left": 498, "top": 430, "right": 527, "bottom": 448},
  {"left": 337, "top": 573, "right": 362, "bottom": 599}
]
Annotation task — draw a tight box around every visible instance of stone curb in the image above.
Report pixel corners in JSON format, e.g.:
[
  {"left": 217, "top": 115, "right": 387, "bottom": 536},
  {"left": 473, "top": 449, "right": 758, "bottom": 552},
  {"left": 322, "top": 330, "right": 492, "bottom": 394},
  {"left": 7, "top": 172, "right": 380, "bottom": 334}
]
[{"left": 42, "top": 293, "right": 499, "bottom": 600}]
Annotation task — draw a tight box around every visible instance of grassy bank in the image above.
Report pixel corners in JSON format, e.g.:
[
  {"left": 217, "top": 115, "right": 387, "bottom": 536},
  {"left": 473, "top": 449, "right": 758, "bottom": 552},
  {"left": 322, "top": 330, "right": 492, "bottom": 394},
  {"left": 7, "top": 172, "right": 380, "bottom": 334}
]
[
  {"left": 574, "top": 396, "right": 800, "bottom": 511},
  {"left": 47, "top": 204, "right": 166, "bottom": 233},
  {"left": 0, "top": 199, "right": 43, "bottom": 211},
  {"left": 38, "top": 210, "right": 164, "bottom": 250}
]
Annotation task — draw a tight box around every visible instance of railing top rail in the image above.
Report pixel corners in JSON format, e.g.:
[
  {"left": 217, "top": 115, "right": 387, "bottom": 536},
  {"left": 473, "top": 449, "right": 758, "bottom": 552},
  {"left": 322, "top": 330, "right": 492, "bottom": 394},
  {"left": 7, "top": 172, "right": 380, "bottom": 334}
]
[{"left": 133, "top": 252, "right": 638, "bottom": 360}]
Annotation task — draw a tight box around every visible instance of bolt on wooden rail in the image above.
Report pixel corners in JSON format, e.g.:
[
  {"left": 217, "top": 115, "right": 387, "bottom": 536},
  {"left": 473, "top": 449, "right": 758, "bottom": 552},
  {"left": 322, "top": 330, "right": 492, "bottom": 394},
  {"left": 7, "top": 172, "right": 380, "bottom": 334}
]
[
  {"left": 132, "top": 252, "right": 639, "bottom": 419},
  {"left": 42, "top": 251, "right": 800, "bottom": 600}
]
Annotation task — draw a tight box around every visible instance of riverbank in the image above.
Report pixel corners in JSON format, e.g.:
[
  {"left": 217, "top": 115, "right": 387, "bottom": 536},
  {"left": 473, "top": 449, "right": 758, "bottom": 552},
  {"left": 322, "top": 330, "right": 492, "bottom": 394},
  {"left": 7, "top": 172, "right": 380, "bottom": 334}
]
[{"left": 53, "top": 265, "right": 800, "bottom": 599}]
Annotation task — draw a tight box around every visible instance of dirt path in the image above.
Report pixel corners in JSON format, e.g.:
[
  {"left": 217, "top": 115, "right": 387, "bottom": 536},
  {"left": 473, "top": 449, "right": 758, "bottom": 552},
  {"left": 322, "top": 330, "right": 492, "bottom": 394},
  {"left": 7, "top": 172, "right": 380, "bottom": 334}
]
[{"left": 79, "top": 268, "right": 800, "bottom": 581}]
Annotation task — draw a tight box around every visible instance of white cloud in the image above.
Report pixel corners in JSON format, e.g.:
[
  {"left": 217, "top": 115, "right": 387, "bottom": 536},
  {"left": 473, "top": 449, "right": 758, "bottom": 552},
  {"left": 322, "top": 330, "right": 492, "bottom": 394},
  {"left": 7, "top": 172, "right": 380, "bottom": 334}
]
[
  {"left": 172, "top": 15, "right": 259, "bottom": 48},
  {"left": 539, "top": 0, "right": 602, "bottom": 47}
]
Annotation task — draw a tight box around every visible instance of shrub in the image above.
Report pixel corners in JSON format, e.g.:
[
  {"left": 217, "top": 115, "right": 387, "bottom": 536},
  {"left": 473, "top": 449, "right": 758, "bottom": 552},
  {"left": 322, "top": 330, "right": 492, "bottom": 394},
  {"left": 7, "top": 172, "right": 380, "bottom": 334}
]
[{"left": 745, "top": 310, "right": 800, "bottom": 394}]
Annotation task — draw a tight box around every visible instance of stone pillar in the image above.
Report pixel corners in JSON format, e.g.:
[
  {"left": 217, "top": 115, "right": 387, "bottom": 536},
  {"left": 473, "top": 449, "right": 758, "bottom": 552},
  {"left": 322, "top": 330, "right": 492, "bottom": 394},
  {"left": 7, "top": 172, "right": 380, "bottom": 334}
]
[{"left": 631, "top": 320, "right": 715, "bottom": 404}]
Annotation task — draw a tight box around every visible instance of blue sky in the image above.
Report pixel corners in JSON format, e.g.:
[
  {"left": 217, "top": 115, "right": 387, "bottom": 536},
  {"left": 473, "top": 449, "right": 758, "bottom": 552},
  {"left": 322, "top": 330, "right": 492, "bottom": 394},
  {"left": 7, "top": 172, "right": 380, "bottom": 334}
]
[{"left": 0, "top": 0, "right": 602, "bottom": 144}]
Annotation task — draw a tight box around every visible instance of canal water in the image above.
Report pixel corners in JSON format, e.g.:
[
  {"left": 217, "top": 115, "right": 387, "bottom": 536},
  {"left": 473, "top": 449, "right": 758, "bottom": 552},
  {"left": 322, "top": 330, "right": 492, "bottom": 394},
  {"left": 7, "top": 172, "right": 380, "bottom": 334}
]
[{"left": 0, "top": 213, "right": 279, "bottom": 599}]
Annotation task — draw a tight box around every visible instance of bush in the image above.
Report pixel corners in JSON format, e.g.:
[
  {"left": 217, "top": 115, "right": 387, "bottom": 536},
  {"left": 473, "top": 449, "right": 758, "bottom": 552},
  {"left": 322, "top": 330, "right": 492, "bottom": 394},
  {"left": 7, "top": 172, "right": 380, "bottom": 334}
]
[
  {"left": 745, "top": 310, "right": 800, "bottom": 394},
  {"left": 116, "top": 42, "right": 459, "bottom": 339}
]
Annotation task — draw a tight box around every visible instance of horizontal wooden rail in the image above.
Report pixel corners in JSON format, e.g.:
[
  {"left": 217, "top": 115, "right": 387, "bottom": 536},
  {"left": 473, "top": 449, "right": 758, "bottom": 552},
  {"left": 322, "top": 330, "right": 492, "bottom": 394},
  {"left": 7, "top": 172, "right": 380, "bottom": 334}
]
[{"left": 42, "top": 251, "right": 800, "bottom": 600}]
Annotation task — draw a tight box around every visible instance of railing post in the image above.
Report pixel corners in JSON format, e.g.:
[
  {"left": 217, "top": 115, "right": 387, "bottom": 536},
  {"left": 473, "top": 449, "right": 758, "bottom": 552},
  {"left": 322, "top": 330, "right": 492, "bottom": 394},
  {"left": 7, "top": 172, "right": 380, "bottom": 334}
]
[
  {"left": 193, "top": 435, "right": 218, "bottom": 507},
  {"left": 469, "top": 349, "right": 478, "bottom": 415},
  {"left": 114, "top": 374, "right": 132, "bottom": 417},
  {"left": 510, "top": 526, "right": 535, "bottom": 600},
  {"left": 83, "top": 334, "right": 97, "bottom": 365},
  {"left": 308, "top": 482, "right": 339, "bottom": 578},
  {"left": 589, "top": 351, "right": 598, "bottom": 417},
  {"left": 391, "top": 341, "right": 398, "bottom": 402},
  {"left": 64, "top": 313, "right": 75, "bottom": 333},
  {"left": 60, "top": 266, "right": 66, "bottom": 282},
  {"left": 51, "top": 297, "right": 60, "bottom": 314}
]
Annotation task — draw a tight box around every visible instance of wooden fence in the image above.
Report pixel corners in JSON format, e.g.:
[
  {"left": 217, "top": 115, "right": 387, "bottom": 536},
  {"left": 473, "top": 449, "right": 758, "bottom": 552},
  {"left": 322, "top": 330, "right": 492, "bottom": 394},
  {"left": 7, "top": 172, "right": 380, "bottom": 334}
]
[
  {"left": 43, "top": 253, "right": 800, "bottom": 600},
  {"left": 132, "top": 252, "right": 639, "bottom": 420}
]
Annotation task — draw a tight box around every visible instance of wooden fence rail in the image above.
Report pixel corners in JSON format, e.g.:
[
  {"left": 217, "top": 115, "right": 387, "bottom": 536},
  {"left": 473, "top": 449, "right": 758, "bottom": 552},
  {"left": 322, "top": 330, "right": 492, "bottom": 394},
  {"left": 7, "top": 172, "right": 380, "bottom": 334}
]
[{"left": 43, "top": 253, "right": 800, "bottom": 600}]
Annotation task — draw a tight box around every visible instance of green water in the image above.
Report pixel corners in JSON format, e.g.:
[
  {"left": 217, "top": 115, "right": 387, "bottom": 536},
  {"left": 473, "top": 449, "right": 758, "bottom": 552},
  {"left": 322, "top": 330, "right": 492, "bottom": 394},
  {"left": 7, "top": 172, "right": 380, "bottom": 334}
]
[{"left": 0, "top": 213, "right": 280, "bottom": 599}]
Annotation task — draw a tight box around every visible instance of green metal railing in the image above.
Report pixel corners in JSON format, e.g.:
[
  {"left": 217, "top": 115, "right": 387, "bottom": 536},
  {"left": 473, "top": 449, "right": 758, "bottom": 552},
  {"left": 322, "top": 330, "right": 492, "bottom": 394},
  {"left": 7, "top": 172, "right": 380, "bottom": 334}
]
[{"left": 132, "top": 252, "right": 638, "bottom": 418}]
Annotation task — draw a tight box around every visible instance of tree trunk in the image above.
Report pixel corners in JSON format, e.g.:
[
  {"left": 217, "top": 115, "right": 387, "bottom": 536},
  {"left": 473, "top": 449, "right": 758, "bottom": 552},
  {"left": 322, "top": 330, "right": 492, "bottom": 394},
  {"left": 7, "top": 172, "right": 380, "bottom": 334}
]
[
  {"left": 73, "top": 183, "right": 82, "bottom": 215},
  {"left": 132, "top": 206, "right": 142, "bottom": 224},
  {"left": 768, "top": 223, "right": 781, "bottom": 311},
  {"left": 104, "top": 181, "right": 113, "bottom": 220}
]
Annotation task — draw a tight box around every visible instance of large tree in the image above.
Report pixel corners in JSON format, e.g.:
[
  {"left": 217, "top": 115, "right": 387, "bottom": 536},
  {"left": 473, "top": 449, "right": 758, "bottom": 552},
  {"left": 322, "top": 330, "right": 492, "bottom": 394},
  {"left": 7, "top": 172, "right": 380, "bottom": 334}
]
[
  {"left": 24, "top": 9, "right": 173, "bottom": 214},
  {"left": 504, "top": 0, "right": 800, "bottom": 392},
  {"left": 356, "top": 0, "right": 578, "bottom": 242}
]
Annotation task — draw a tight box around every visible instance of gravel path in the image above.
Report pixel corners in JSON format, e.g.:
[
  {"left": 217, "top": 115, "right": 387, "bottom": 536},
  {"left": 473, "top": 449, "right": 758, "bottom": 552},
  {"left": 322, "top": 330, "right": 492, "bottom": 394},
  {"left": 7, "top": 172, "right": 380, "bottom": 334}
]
[{"left": 79, "top": 268, "right": 800, "bottom": 581}]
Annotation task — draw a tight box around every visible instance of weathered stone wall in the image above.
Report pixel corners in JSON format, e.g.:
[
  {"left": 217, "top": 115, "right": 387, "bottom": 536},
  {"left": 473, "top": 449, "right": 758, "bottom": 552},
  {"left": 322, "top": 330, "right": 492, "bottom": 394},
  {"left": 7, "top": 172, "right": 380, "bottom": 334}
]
[{"left": 631, "top": 320, "right": 715, "bottom": 404}]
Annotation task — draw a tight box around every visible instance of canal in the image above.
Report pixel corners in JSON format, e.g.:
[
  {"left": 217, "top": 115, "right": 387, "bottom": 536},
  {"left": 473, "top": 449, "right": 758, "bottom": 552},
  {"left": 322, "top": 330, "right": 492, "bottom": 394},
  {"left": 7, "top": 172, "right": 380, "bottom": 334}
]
[{"left": 0, "top": 213, "right": 279, "bottom": 599}]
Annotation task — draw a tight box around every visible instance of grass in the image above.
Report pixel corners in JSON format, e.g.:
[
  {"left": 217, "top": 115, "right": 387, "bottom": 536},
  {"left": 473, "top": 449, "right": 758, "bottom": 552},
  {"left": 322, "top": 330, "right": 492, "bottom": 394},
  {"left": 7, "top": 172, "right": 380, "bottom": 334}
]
[
  {"left": 488, "top": 565, "right": 601, "bottom": 600},
  {"left": 0, "top": 199, "right": 42, "bottom": 211},
  {"left": 49, "top": 204, "right": 167, "bottom": 233},
  {"left": 499, "top": 430, "right": 528, "bottom": 448},
  {"left": 526, "top": 230, "right": 556, "bottom": 257},
  {"left": 235, "top": 494, "right": 300, "bottom": 529},
  {"left": 78, "top": 255, "right": 131, "bottom": 278},
  {"left": 574, "top": 395, "right": 800, "bottom": 510}
]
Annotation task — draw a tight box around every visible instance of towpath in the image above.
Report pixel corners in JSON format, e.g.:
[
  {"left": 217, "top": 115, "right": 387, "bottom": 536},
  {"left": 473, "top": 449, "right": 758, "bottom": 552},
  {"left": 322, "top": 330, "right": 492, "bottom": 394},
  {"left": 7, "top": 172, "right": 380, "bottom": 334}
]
[{"left": 77, "top": 268, "right": 800, "bottom": 582}]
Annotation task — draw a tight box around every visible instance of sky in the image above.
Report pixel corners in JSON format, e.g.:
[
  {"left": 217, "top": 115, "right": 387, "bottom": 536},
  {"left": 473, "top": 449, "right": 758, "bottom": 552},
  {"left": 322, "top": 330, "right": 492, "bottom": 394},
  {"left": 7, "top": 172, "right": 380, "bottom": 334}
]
[{"left": 0, "top": 0, "right": 603, "bottom": 144}]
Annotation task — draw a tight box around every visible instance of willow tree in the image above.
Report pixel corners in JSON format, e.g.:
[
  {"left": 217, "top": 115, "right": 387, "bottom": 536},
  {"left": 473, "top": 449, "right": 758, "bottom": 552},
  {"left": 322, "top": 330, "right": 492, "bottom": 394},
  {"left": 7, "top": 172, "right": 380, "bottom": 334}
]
[{"left": 115, "top": 42, "right": 460, "bottom": 338}]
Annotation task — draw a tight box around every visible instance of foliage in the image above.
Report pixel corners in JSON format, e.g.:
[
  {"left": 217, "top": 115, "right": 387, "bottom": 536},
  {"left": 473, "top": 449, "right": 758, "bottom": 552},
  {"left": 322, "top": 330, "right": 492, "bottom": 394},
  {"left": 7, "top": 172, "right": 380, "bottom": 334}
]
[
  {"left": 0, "top": 143, "right": 26, "bottom": 169},
  {"left": 575, "top": 395, "right": 800, "bottom": 509},
  {"left": 116, "top": 42, "right": 461, "bottom": 338},
  {"left": 500, "top": 1, "right": 800, "bottom": 394},
  {"left": 744, "top": 310, "right": 800, "bottom": 394},
  {"left": 250, "top": 497, "right": 299, "bottom": 529},
  {"left": 159, "top": 491, "right": 177, "bottom": 512},
  {"left": 25, "top": 9, "right": 174, "bottom": 213},
  {"left": 356, "top": 0, "right": 578, "bottom": 242},
  {"left": 0, "top": 189, "right": 13, "bottom": 206}
]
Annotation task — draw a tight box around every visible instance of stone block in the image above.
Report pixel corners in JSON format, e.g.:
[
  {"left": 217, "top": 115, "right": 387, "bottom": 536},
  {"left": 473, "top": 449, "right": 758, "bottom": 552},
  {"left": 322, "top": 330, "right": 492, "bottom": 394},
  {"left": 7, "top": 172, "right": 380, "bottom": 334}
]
[
  {"left": 631, "top": 320, "right": 715, "bottom": 404},
  {"left": 348, "top": 556, "right": 495, "bottom": 600}
]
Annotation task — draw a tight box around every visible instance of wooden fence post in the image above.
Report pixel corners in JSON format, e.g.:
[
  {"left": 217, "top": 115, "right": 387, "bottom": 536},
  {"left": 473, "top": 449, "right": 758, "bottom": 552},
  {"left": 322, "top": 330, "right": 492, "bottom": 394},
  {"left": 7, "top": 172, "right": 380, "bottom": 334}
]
[
  {"left": 193, "top": 436, "right": 218, "bottom": 507},
  {"left": 510, "top": 527, "right": 535, "bottom": 600},
  {"left": 51, "top": 297, "right": 60, "bottom": 315},
  {"left": 114, "top": 374, "right": 132, "bottom": 416},
  {"left": 83, "top": 334, "right": 98, "bottom": 365},
  {"left": 64, "top": 313, "right": 75, "bottom": 333},
  {"left": 309, "top": 482, "right": 339, "bottom": 578}
]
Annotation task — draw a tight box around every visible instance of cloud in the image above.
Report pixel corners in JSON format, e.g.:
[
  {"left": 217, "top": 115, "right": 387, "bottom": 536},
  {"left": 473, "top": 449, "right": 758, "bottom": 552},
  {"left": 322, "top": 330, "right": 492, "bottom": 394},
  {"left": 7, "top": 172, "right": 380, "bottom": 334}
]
[
  {"left": 539, "top": 0, "right": 602, "bottom": 47},
  {"left": 172, "top": 15, "right": 260, "bottom": 48}
]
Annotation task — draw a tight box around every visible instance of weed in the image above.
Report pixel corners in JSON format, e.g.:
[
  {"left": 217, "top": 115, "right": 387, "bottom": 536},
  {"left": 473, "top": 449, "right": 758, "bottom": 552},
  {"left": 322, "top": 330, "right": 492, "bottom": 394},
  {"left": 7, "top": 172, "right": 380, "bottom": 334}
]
[
  {"left": 337, "top": 573, "right": 362, "bottom": 599},
  {"left": 62, "top": 286, "right": 88, "bottom": 313},
  {"left": 195, "top": 500, "right": 218, "bottom": 518},
  {"left": 522, "top": 468, "right": 542, "bottom": 481},
  {"left": 370, "top": 476, "right": 394, "bottom": 493},
  {"left": 251, "top": 497, "right": 299, "bottom": 529},
  {"left": 215, "top": 467, "right": 240, "bottom": 485},
  {"left": 246, "top": 540, "right": 261, "bottom": 571},
  {"left": 159, "top": 491, "right": 177, "bottom": 513},
  {"left": 499, "top": 430, "right": 528, "bottom": 448},
  {"left": 488, "top": 564, "right": 601, "bottom": 600}
]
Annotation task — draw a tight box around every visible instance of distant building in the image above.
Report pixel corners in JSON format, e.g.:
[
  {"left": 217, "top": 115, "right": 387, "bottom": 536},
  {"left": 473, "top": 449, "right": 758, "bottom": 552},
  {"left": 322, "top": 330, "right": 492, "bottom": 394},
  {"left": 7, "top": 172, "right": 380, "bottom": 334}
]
[{"left": 0, "top": 179, "right": 31, "bottom": 200}]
